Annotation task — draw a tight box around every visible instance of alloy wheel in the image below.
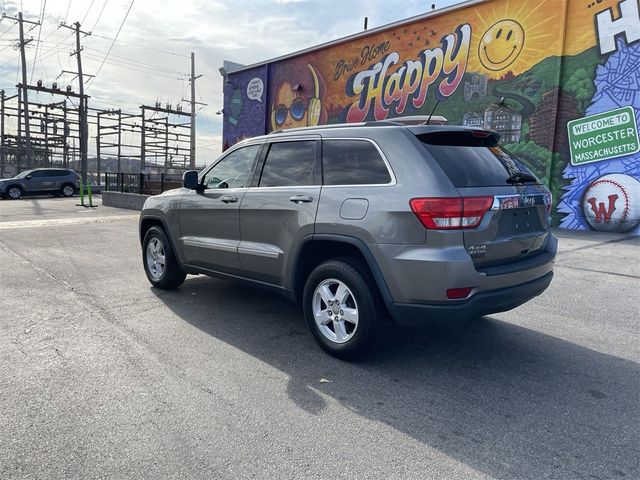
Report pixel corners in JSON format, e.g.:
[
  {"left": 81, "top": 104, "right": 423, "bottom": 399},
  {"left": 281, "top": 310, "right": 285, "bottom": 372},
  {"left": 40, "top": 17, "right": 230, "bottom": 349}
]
[
  {"left": 146, "top": 237, "right": 166, "bottom": 280},
  {"left": 8, "top": 187, "right": 21, "bottom": 199},
  {"left": 312, "top": 278, "right": 359, "bottom": 344}
]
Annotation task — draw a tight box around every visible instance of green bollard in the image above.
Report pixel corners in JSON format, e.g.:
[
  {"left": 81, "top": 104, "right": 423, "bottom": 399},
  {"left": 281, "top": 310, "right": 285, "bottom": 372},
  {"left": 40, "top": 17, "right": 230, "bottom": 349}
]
[
  {"left": 78, "top": 179, "right": 85, "bottom": 207},
  {"left": 87, "top": 180, "right": 94, "bottom": 207}
]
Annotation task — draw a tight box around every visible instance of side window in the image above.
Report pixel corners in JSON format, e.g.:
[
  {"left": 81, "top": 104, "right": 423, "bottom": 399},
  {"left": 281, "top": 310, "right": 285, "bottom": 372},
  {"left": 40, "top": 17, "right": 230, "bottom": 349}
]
[
  {"left": 322, "top": 140, "right": 391, "bottom": 185},
  {"left": 202, "top": 145, "right": 260, "bottom": 189},
  {"left": 30, "top": 171, "right": 45, "bottom": 178},
  {"left": 259, "top": 141, "right": 316, "bottom": 187}
]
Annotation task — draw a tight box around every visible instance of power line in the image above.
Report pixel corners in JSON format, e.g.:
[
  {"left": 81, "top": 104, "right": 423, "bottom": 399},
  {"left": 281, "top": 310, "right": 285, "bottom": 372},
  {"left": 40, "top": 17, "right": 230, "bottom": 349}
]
[
  {"left": 63, "top": 0, "right": 71, "bottom": 24},
  {"left": 89, "top": 31, "right": 189, "bottom": 58},
  {"left": 0, "top": 22, "right": 15, "bottom": 39},
  {"left": 83, "top": 46, "right": 184, "bottom": 74},
  {"left": 32, "top": 30, "right": 75, "bottom": 65},
  {"left": 29, "top": 0, "right": 46, "bottom": 83},
  {"left": 80, "top": 0, "right": 95, "bottom": 25},
  {"left": 86, "top": 0, "right": 134, "bottom": 90},
  {"left": 91, "top": 0, "right": 107, "bottom": 32},
  {"left": 82, "top": 51, "right": 183, "bottom": 80}
]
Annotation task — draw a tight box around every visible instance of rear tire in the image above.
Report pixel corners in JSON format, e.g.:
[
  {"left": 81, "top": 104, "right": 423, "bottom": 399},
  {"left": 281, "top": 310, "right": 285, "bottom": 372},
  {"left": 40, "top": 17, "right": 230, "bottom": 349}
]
[
  {"left": 303, "top": 258, "right": 382, "bottom": 360},
  {"left": 60, "top": 184, "right": 75, "bottom": 197},
  {"left": 142, "top": 226, "right": 186, "bottom": 289}
]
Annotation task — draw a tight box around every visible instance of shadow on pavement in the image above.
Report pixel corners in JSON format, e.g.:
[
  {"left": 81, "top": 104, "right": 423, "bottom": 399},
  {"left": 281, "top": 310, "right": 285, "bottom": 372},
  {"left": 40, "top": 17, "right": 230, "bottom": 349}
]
[{"left": 153, "top": 276, "right": 639, "bottom": 479}]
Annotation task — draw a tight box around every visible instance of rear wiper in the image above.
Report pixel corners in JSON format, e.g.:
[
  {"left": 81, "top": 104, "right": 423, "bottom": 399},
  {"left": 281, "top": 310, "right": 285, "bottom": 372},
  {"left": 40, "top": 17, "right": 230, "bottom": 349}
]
[{"left": 506, "top": 172, "right": 538, "bottom": 184}]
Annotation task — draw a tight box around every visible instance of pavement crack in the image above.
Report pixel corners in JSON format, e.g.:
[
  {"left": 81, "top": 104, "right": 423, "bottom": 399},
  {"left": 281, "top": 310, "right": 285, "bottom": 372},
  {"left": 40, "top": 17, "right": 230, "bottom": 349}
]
[
  {"left": 555, "top": 263, "right": 640, "bottom": 279},
  {"left": 0, "top": 238, "right": 93, "bottom": 297}
]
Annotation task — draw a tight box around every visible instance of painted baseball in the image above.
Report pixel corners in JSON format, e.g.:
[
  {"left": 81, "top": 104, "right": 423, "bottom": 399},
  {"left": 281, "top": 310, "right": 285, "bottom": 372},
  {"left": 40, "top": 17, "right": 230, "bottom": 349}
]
[{"left": 582, "top": 174, "right": 640, "bottom": 233}]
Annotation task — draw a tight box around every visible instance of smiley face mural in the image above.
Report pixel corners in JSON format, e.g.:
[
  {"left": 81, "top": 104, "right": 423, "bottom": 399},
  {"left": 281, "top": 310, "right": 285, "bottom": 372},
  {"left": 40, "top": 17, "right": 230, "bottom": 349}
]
[{"left": 478, "top": 20, "right": 525, "bottom": 71}]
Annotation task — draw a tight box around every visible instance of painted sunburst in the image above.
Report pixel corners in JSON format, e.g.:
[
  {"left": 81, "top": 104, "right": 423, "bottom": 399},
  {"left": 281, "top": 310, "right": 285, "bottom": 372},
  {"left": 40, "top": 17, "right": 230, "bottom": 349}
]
[{"left": 467, "top": 0, "right": 566, "bottom": 78}]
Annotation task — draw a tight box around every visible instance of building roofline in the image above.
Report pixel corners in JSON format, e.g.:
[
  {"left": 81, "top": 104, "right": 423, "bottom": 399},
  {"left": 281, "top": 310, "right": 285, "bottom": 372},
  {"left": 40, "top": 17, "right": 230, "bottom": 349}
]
[{"left": 222, "top": 0, "right": 487, "bottom": 76}]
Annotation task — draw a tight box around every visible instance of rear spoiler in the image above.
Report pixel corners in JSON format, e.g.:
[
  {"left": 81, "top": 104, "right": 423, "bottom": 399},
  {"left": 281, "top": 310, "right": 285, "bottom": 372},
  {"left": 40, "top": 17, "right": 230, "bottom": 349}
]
[{"left": 416, "top": 129, "right": 501, "bottom": 147}]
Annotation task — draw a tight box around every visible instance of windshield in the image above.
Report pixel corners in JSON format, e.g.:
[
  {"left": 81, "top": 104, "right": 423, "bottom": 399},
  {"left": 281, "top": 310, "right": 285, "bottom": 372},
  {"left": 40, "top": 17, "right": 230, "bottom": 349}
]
[{"left": 15, "top": 170, "right": 34, "bottom": 179}]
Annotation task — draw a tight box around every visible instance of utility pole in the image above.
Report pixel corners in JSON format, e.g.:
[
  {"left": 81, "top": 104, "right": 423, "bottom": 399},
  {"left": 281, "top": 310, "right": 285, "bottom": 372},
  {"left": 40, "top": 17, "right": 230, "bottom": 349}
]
[
  {"left": 96, "top": 113, "right": 101, "bottom": 178},
  {"left": 189, "top": 52, "right": 202, "bottom": 169},
  {"left": 4, "top": 12, "right": 40, "bottom": 168},
  {"left": 0, "top": 90, "right": 4, "bottom": 177},
  {"left": 117, "top": 109, "right": 122, "bottom": 173},
  {"left": 63, "top": 101, "right": 69, "bottom": 167},
  {"left": 61, "top": 21, "right": 91, "bottom": 186},
  {"left": 141, "top": 106, "right": 146, "bottom": 170}
]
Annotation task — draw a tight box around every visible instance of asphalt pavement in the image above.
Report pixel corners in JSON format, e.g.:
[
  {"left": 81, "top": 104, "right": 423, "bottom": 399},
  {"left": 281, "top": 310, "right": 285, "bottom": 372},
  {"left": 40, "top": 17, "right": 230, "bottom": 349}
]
[{"left": 0, "top": 196, "right": 638, "bottom": 479}]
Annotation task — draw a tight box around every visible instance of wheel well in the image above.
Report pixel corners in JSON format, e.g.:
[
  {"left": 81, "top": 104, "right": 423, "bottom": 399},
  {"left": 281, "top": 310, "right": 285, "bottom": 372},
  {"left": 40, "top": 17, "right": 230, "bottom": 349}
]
[
  {"left": 293, "top": 240, "right": 378, "bottom": 302},
  {"left": 139, "top": 217, "right": 165, "bottom": 244}
]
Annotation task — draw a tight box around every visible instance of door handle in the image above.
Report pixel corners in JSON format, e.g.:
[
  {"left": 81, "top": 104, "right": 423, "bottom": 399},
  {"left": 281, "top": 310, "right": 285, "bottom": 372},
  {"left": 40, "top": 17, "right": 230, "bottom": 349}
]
[
  {"left": 220, "top": 195, "right": 238, "bottom": 203},
  {"left": 289, "top": 195, "right": 313, "bottom": 204}
]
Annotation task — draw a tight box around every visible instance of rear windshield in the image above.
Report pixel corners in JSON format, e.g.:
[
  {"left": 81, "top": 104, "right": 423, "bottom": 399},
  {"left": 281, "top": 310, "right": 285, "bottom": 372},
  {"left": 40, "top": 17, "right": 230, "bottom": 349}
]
[{"left": 418, "top": 131, "right": 538, "bottom": 187}]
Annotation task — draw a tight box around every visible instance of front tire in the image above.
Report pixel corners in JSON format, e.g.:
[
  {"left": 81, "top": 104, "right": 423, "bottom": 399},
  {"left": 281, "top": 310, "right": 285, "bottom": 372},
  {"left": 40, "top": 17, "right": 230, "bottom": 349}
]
[
  {"left": 303, "top": 258, "right": 382, "bottom": 360},
  {"left": 142, "top": 226, "right": 186, "bottom": 289},
  {"left": 7, "top": 186, "right": 22, "bottom": 199}
]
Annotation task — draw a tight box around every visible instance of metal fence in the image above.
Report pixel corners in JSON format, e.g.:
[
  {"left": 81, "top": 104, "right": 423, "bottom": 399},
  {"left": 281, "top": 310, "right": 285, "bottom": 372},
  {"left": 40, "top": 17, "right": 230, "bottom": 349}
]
[{"left": 103, "top": 172, "right": 182, "bottom": 195}]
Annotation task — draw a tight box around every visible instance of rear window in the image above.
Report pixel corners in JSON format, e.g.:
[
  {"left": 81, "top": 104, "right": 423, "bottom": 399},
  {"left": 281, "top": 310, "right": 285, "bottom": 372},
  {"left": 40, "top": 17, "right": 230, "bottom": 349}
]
[
  {"left": 419, "top": 131, "right": 538, "bottom": 187},
  {"left": 322, "top": 139, "right": 391, "bottom": 185}
]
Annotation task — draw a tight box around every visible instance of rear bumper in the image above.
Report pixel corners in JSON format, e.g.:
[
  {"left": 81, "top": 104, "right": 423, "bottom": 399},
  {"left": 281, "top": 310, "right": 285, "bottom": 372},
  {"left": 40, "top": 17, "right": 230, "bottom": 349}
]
[{"left": 390, "top": 271, "right": 553, "bottom": 326}]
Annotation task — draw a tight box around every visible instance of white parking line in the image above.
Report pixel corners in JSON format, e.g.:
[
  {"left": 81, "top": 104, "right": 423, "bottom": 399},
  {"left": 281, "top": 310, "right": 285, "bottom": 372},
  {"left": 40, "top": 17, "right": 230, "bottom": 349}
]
[{"left": 0, "top": 215, "right": 138, "bottom": 229}]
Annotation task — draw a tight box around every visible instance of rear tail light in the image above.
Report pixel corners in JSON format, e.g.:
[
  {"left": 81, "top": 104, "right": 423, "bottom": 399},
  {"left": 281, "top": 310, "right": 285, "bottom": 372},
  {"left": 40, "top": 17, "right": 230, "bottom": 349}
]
[
  {"left": 409, "top": 196, "right": 493, "bottom": 229},
  {"left": 446, "top": 287, "right": 473, "bottom": 299}
]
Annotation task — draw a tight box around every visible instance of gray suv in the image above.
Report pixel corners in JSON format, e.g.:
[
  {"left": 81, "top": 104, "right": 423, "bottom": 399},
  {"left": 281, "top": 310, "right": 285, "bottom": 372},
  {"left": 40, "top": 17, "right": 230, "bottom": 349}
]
[
  {"left": 140, "top": 122, "right": 556, "bottom": 358},
  {"left": 0, "top": 168, "right": 79, "bottom": 199}
]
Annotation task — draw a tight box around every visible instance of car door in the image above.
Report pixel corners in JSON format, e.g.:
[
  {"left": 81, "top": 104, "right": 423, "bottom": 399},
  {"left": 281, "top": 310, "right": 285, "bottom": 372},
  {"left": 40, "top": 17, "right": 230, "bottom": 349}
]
[
  {"left": 178, "top": 143, "right": 262, "bottom": 274},
  {"left": 50, "top": 170, "right": 66, "bottom": 191},
  {"left": 239, "top": 137, "right": 321, "bottom": 286},
  {"left": 23, "top": 170, "right": 45, "bottom": 192}
]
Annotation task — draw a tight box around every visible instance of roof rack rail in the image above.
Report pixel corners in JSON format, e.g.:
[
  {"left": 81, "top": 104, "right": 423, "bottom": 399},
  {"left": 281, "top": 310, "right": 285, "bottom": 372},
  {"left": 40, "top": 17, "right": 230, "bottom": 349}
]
[
  {"left": 367, "top": 115, "right": 448, "bottom": 126},
  {"left": 271, "top": 115, "right": 448, "bottom": 134},
  {"left": 272, "top": 122, "right": 368, "bottom": 134}
]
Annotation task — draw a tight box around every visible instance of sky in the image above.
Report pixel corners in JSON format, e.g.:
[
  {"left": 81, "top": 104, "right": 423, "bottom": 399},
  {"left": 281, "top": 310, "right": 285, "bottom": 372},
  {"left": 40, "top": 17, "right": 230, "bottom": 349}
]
[{"left": 0, "top": 0, "right": 465, "bottom": 165}]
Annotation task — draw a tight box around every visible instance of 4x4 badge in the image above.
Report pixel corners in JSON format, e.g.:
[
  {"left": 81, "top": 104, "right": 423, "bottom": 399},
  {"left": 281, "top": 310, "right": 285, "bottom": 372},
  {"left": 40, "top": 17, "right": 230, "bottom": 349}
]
[{"left": 467, "top": 245, "right": 487, "bottom": 258}]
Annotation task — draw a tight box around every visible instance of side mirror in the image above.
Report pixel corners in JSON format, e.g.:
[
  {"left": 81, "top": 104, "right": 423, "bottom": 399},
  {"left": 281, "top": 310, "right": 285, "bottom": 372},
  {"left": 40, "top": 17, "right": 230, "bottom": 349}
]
[
  {"left": 182, "top": 170, "right": 199, "bottom": 190},
  {"left": 26, "top": 175, "right": 32, "bottom": 180}
]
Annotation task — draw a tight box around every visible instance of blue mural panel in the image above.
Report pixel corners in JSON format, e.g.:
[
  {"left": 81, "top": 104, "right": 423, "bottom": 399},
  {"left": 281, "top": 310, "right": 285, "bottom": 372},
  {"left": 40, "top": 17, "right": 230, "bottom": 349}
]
[
  {"left": 559, "top": 40, "right": 640, "bottom": 234},
  {"left": 222, "top": 66, "right": 268, "bottom": 149}
]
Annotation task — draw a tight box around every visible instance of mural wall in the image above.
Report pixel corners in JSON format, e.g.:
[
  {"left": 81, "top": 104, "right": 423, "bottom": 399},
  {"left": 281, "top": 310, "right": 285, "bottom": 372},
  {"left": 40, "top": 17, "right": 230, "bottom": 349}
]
[
  {"left": 223, "top": 0, "right": 640, "bottom": 234},
  {"left": 222, "top": 65, "right": 268, "bottom": 149}
]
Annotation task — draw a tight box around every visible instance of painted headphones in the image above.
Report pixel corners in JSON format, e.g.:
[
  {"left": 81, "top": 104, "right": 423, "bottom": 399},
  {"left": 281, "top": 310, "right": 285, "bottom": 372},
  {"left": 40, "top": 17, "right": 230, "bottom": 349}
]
[
  {"left": 270, "top": 64, "right": 323, "bottom": 130},
  {"left": 306, "top": 64, "right": 322, "bottom": 126}
]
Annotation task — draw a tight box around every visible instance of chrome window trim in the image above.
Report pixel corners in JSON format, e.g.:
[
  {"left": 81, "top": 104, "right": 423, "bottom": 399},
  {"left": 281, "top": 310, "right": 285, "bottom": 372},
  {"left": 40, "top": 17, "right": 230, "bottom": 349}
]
[{"left": 255, "top": 138, "right": 320, "bottom": 188}]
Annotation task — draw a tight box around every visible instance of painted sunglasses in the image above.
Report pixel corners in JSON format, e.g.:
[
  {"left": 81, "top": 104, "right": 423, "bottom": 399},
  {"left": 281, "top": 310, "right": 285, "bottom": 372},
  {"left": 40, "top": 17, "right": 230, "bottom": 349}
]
[{"left": 274, "top": 98, "right": 306, "bottom": 126}]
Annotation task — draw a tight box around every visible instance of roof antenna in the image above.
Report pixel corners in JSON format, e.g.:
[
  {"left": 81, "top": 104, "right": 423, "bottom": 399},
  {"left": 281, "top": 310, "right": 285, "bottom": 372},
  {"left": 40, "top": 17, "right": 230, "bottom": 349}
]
[{"left": 427, "top": 99, "right": 440, "bottom": 124}]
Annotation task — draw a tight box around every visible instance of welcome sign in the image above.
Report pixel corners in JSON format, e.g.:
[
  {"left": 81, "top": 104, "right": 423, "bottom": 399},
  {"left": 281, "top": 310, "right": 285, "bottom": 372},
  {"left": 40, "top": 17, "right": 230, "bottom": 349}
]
[{"left": 567, "top": 106, "right": 639, "bottom": 166}]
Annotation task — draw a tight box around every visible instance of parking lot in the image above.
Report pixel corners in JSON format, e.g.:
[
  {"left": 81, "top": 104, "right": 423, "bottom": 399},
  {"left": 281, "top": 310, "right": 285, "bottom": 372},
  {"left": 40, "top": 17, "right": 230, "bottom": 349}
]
[{"left": 0, "top": 196, "right": 638, "bottom": 479}]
